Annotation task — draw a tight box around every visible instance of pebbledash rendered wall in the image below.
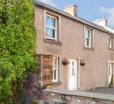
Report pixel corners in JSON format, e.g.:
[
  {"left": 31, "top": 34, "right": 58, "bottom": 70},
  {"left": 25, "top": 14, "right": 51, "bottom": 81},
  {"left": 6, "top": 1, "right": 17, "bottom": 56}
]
[{"left": 34, "top": 3, "right": 114, "bottom": 91}]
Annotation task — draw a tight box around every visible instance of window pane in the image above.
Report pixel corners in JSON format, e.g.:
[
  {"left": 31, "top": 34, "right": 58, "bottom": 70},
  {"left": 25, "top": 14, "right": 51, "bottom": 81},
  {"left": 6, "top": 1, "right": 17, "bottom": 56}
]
[
  {"left": 85, "top": 38, "right": 90, "bottom": 47},
  {"left": 85, "top": 30, "right": 89, "bottom": 38},
  {"left": 86, "top": 38, "right": 90, "bottom": 46},
  {"left": 108, "top": 36, "right": 113, "bottom": 48},
  {"left": 46, "top": 16, "right": 56, "bottom": 27},
  {"left": 51, "top": 18, "right": 56, "bottom": 27},
  {"left": 52, "top": 29, "right": 56, "bottom": 38},
  {"left": 87, "top": 30, "right": 90, "bottom": 38},
  {"left": 46, "top": 28, "right": 55, "bottom": 39},
  {"left": 53, "top": 57, "right": 59, "bottom": 82},
  {"left": 54, "top": 70, "right": 56, "bottom": 80},
  {"left": 46, "top": 16, "right": 51, "bottom": 26},
  {"left": 109, "top": 38, "right": 111, "bottom": 48},
  {"left": 88, "top": 30, "right": 91, "bottom": 39},
  {"left": 85, "top": 29, "right": 91, "bottom": 39},
  {"left": 46, "top": 28, "right": 51, "bottom": 38},
  {"left": 72, "top": 62, "right": 74, "bottom": 75}
]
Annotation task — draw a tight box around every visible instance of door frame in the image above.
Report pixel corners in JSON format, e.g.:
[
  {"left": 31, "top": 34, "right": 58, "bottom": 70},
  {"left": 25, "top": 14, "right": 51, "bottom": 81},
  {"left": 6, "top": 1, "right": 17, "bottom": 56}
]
[
  {"left": 68, "top": 59, "right": 78, "bottom": 90},
  {"left": 108, "top": 61, "right": 114, "bottom": 86}
]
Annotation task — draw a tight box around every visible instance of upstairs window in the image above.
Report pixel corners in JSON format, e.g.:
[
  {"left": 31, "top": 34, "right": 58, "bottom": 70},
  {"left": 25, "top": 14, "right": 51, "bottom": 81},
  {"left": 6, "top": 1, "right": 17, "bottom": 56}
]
[
  {"left": 84, "top": 27, "right": 93, "bottom": 48},
  {"left": 46, "top": 14, "right": 58, "bottom": 40},
  {"left": 108, "top": 36, "right": 113, "bottom": 49}
]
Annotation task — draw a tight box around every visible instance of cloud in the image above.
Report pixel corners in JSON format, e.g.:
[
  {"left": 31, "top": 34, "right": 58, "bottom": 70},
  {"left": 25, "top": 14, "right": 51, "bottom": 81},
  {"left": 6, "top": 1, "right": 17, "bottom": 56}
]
[
  {"left": 38, "top": 0, "right": 57, "bottom": 7},
  {"left": 98, "top": 7, "right": 114, "bottom": 28}
]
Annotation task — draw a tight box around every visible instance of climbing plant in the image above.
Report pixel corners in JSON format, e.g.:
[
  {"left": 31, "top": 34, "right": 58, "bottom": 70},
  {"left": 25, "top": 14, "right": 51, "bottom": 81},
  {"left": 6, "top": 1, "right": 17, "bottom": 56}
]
[{"left": 0, "top": 0, "right": 36, "bottom": 103}]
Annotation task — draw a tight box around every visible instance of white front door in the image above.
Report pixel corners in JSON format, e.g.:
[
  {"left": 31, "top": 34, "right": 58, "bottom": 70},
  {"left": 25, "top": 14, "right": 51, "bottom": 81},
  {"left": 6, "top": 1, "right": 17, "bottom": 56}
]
[
  {"left": 108, "top": 63, "right": 113, "bottom": 85},
  {"left": 69, "top": 59, "right": 78, "bottom": 90}
]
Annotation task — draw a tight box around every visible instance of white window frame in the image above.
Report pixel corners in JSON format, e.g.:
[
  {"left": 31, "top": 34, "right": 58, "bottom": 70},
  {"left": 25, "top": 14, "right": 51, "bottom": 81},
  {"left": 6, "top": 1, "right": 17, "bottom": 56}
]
[
  {"left": 45, "top": 14, "right": 58, "bottom": 40},
  {"left": 108, "top": 63, "right": 113, "bottom": 85},
  {"left": 108, "top": 36, "right": 113, "bottom": 49},
  {"left": 108, "top": 63, "right": 113, "bottom": 75},
  {"left": 84, "top": 27, "right": 93, "bottom": 48},
  {"left": 52, "top": 57, "right": 59, "bottom": 82}
]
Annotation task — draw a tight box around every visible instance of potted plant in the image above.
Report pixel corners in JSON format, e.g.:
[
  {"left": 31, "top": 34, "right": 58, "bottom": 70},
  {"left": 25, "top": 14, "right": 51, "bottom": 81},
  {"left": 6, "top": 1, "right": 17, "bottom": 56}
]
[
  {"left": 80, "top": 59, "right": 85, "bottom": 66},
  {"left": 62, "top": 58, "right": 69, "bottom": 65}
]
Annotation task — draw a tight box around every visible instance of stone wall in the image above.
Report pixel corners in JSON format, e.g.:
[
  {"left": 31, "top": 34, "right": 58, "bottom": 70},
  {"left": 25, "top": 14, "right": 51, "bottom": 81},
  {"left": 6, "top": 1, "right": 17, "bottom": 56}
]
[{"left": 39, "top": 90, "right": 114, "bottom": 104}]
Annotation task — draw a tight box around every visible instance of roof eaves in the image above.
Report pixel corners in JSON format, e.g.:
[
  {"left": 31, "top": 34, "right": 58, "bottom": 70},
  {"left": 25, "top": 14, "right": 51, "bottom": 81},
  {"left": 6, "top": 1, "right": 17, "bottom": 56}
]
[{"left": 34, "top": 0, "right": 114, "bottom": 35}]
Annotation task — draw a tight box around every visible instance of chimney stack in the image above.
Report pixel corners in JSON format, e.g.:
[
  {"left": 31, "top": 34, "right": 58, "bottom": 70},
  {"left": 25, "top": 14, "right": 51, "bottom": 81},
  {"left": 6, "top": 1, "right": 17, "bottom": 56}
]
[
  {"left": 94, "top": 18, "right": 108, "bottom": 27},
  {"left": 64, "top": 5, "right": 78, "bottom": 16}
]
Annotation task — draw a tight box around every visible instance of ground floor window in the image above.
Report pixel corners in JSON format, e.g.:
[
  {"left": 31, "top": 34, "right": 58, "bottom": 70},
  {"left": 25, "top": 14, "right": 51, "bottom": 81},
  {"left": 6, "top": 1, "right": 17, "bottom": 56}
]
[
  {"left": 41, "top": 55, "right": 60, "bottom": 85},
  {"left": 52, "top": 57, "right": 60, "bottom": 82}
]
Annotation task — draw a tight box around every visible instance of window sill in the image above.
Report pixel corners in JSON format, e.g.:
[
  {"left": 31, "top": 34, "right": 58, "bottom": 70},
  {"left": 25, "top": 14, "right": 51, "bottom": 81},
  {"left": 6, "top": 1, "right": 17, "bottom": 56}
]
[
  {"left": 52, "top": 82, "right": 62, "bottom": 85},
  {"left": 84, "top": 47, "right": 94, "bottom": 51},
  {"left": 108, "top": 48, "right": 114, "bottom": 51},
  {"left": 44, "top": 38, "right": 62, "bottom": 45}
]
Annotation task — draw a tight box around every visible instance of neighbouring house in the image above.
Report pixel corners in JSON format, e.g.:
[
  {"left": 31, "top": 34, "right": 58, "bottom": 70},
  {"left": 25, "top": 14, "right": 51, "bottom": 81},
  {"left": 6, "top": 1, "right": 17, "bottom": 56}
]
[{"left": 34, "top": 0, "right": 114, "bottom": 91}]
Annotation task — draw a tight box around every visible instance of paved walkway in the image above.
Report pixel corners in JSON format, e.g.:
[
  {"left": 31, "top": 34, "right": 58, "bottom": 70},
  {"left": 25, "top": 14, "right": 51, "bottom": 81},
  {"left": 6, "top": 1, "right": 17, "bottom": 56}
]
[
  {"left": 88, "top": 87, "right": 114, "bottom": 95},
  {"left": 44, "top": 89, "right": 114, "bottom": 101}
]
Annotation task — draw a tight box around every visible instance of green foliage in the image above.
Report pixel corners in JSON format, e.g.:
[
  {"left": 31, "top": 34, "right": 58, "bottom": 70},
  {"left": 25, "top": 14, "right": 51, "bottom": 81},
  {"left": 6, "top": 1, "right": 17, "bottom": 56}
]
[{"left": 0, "top": 0, "right": 36, "bottom": 103}]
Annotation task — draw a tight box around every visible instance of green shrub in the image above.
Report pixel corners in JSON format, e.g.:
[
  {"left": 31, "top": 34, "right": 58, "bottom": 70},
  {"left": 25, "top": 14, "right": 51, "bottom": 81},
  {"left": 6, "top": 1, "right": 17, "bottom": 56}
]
[{"left": 0, "top": 0, "right": 36, "bottom": 103}]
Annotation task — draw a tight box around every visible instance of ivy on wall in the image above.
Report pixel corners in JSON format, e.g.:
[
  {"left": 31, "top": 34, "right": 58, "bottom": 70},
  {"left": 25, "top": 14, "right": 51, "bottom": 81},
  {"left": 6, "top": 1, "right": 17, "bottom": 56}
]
[{"left": 0, "top": 0, "right": 36, "bottom": 103}]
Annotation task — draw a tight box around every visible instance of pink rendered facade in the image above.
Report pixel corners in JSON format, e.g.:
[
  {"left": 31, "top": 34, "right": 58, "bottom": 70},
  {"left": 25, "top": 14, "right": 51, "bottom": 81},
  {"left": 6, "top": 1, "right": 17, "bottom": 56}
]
[{"left": 34, "top": 1, "right": 114, "bottom": 91}]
